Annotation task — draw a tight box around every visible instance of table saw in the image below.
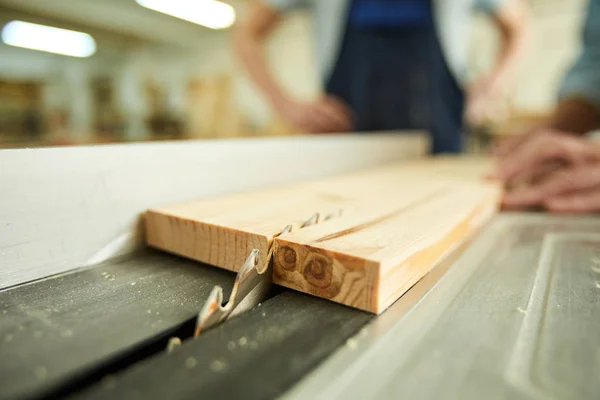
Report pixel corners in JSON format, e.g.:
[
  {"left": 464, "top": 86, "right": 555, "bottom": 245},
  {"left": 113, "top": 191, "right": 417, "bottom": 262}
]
[{"left": 1, "top": 133, "right": 599, "bottom": 400}]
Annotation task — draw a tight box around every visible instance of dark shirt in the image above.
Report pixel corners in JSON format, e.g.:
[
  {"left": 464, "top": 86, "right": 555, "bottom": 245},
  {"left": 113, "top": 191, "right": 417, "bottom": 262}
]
[{"left": 348, "top": 0, "right": 432, "bottom": 28}]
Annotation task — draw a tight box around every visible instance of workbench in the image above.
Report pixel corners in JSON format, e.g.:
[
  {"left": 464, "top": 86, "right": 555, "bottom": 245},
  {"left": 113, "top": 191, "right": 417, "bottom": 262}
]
[{"left": 1, "top": 133, "right": 599, "bottom": 400}]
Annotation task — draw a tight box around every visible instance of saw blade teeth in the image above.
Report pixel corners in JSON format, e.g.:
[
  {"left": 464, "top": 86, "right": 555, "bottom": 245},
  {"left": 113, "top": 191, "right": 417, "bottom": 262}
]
[
  {"left": 195, "top": 285, "right": 224, "bottom": 336},
  {"left": 301, "top": 212, "right": 320, "bottom": 228},
  {"left": 194, "top": 209, "right": 344, "bottom": 336},
  {"left": 237, "top": 249, "right": 260, "bottom": 275}
]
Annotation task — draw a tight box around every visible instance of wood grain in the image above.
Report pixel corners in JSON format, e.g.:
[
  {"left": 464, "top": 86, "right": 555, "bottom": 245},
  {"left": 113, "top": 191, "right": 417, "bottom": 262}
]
[{"left": 145, "top": 156, "right": 501, "bottom": 313}]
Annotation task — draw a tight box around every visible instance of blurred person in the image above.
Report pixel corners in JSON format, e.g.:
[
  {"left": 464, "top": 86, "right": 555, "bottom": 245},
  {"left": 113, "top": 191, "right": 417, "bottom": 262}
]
[
  {"left": 233, "top": 0, "right": 529, "bottom": 153},
  {"left": 494, "top": 0, "right": 600, "bottom": 213}
]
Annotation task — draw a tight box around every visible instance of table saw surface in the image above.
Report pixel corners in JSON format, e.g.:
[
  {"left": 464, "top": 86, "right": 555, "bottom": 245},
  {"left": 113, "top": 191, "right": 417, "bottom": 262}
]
[
  {"left": 1, "top": 135, "right": 599, "bottom": 399},
  {"left": 1, "top": 213, "right": 599, "bottom": 400}
]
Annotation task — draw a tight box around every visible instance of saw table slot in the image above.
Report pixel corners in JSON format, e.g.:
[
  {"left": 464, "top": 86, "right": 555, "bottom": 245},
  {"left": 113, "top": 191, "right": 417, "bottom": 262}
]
[
  {"left": 0, "top": 251, "right": 234, "bottom": 400},
  {"left": 68, "top": 291, "right": 373, "bottom": 400}
]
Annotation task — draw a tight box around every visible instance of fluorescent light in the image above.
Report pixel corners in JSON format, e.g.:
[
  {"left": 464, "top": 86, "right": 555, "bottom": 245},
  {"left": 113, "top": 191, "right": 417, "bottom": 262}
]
[
  {"left": 2, "top": 21, "right": 96, "bottom": 58},
  {"left": 136, "top": 0, "right": 235, "bottom": 30}
]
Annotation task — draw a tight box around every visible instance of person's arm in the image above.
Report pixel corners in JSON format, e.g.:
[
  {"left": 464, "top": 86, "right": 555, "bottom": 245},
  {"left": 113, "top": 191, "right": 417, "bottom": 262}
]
[
  {"left": 232, "top": 0, "right": 352, "bottom": 133},
  {"left": 551, "top": 0, "right": 600, "bottom": 133},
  {"left": 547, "top": 98, "right": 600, "bottom": 134},
  {"left": 466, "top": 0, "right": 530, "bottom": 124},
  {"left": 232, "top": 1, "right": 287, "bottom": 110},
  {"left": 493, "top": 0, "right": 600, "bottom": 155}
]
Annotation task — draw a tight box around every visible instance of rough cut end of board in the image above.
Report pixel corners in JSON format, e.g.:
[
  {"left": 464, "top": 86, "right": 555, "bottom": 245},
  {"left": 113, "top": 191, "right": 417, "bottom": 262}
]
[
  {"left": 144, "top": 156, "right": 502, "bottom": 313},
  {"left": 273, "top": 241, "right": 380, "bottom": 311},
  {"left": 145, "top": 210, "right": 271, "bottom": 272}
]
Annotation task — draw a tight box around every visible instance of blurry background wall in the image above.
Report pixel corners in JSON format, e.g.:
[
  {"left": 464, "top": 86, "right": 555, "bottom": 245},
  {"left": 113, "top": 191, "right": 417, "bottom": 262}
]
[{"left": 0, "top": 0, "right": 590, "bottom": 148}]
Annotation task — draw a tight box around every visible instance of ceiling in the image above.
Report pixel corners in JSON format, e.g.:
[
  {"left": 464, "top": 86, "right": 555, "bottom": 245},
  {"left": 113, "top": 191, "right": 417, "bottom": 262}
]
[
  {"left": 0, "top": 0, "right": 243, "bottom": 46},
  {"left": 0, "top": 0, "right": 586, "bottom": 45}
]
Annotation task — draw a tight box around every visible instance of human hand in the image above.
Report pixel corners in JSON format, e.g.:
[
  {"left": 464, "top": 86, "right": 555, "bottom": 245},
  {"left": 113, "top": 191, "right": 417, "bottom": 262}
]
[
  {"left": 492, "top": 130, "right": 600, "bottom": 213},
  {"left": 490, "top": 122, "right": 545, "bottom": 158},
  {"left": 493, "top": 130, "right": 600, "bottom": 182},
  {"left": 276, "top": 96, "right": 353, "bottom": 134},
  {"left": 465, "top": 77, "right": 504, "bottom": 126},
  {"left": 502, "top": 163, "right": 600, "bottom": 213}
]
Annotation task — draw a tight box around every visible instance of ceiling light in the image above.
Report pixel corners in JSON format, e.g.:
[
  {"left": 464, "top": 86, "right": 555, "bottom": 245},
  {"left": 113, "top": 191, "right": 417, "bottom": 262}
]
[
  {"left": 136, "top": 0, "right": 235, "bottom": 30},
  {"left": 1, "top": 21, "right": 96, "bottom": 58}
]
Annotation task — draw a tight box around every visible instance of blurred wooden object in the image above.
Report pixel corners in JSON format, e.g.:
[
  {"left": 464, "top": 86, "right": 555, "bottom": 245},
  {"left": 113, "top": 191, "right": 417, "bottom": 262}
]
[
  {"left": 186, "top": 74, "right": 300, "bottom": 139},
  {"left": 488, "top": 111, "right": 551, "bottom": 137},
  {"left": 186, "top": 75, "right": 244, "bottom": 139},
  {"left": 466, "top": 110, "right": 552, "bottom": 154}
]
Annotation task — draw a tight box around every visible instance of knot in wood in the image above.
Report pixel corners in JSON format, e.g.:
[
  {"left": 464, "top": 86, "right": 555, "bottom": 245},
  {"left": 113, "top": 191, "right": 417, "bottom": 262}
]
[
  {"left": 303, "top": 253, "right": 333, "bottom": 288},
  {"left": 277, "top": 246, "right": 297, "bottom": 271}
]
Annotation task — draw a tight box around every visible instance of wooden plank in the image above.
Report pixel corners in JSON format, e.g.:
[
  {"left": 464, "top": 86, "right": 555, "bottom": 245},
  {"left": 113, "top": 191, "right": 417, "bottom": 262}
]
[
  {"left": 145, "top": 157, "right": 501, "bottom": 313},
  {"left": 273, "top": 179, "right": 499, "bottom": 313},
  {"left": 145, "top": 160, "right": 441, "bottom": 272}
]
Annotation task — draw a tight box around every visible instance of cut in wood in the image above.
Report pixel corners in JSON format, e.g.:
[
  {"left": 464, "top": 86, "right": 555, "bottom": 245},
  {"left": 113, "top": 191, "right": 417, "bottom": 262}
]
[{"left": 145, "top": 156, "right": 501, "bottom": 313}]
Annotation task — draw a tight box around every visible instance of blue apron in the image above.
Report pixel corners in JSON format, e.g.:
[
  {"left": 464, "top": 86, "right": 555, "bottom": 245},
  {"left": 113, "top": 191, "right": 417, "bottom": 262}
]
[{"left": 325, "top": 1, "right": 465, "bottom": 154}]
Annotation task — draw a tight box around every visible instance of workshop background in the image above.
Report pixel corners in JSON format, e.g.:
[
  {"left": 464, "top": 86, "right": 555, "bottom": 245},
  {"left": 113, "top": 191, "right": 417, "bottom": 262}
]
[{"left": 0, "top": 0, "right": 588, "bottom": 148}]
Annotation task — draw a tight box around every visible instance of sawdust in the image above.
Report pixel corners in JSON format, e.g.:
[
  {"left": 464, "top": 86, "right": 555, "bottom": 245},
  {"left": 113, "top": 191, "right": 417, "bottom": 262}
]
[
  {"left": 262, "top": 312, "right": 266, "bottom": 317},
  {"left": 238, "top": 337, "right": 248, "bottom": 346},
  {"left": 596, "top": 281, "right": 600, "bottom": 289},
  {"left": 227, "top": 341, "right": 236, "bottom": 350},
  {"left": 517, "top": 307, "right": 527, "bottom": 314},
  {"left": 210, "top": 359, "right": 228, "bottom": 372},
  {"left": 101, "top": 272, "right": 116, "bottom": 281},
  {"left": 131, "top": 282, "right": 136, "bottom": 286},
  {"left": 592, "top": 266, "right": 600, "bottom": 274},
  {"left": 185, "top": 357, "right": 198, "bottom": 369},
  {"left": 167, "top": 337, "right": 182, "bottom": 354},
  {"left": 346, "top": 338, "right": 358, "bottom": 350}
]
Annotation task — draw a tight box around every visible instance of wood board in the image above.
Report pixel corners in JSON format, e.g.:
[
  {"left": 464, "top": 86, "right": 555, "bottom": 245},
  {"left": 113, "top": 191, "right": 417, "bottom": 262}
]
[{"left": 145, "top": 156, "right": 501, "bottom": 313}]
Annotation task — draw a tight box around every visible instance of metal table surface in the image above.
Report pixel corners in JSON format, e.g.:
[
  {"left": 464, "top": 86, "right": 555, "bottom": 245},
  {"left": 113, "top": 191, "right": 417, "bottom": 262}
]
[
  {"left": 0, "top": 253, "right": 371, "bottom": 400},
  {"left": 0, "top": 251, "right": 236, "bottom": 400},
  {"left": 1, "top": 213, "right": 599, "bottom": 400},
  {"left": 284, "top": 213, "right": 600, "bottom": 400}
]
